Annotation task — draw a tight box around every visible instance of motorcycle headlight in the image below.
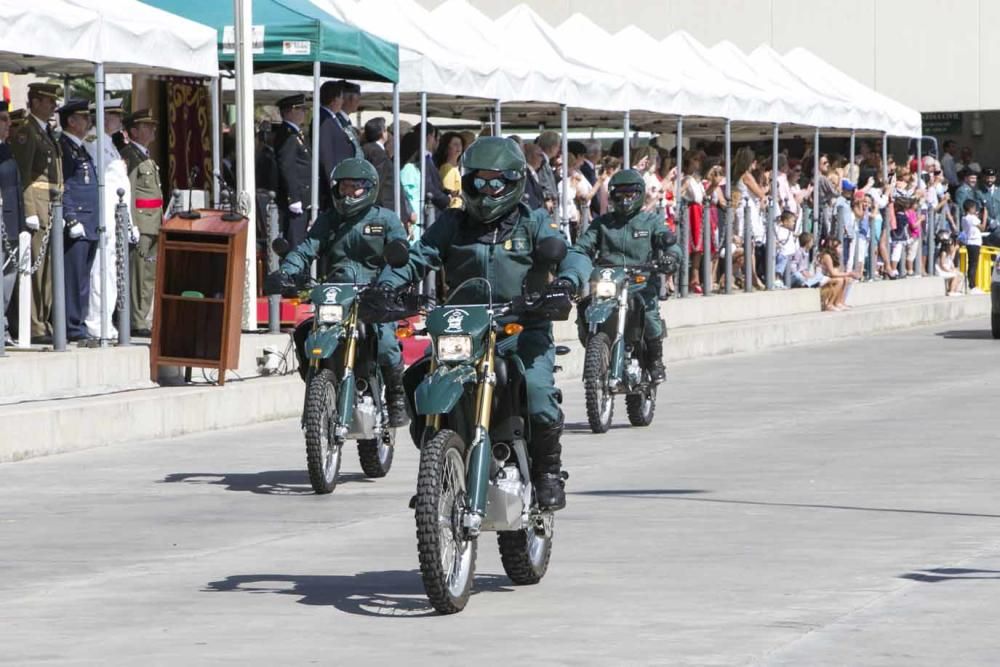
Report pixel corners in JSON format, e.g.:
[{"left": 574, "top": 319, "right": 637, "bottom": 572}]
[
  {"left": 436, "top": 334, "right": 473, "bottom": 362},
  {"left": 317, "top": 304, "right": 343, "bottom": 324},
  {"left": 591, "top": 279, "right": 618, "bottom": 298}
]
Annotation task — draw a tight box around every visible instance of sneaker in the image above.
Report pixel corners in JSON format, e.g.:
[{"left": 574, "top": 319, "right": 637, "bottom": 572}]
[{"left": 970, "top": 287, "right": 986, "bottom": 294}]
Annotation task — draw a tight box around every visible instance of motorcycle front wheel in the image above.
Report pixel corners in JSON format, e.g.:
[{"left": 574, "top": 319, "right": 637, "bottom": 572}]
[
  {"left": 415, "top": 428, "right": 476, "bottom": 614},
  {"left": 625, "top": 382, "right": 657, "bottom": 426},
  {"left": 584, "top": 332, "right": 614, "bottom": 434},
  {"left": 357, "top": 427, "right": 395, "bottom": 478},
  {"left": 498, "top": 512, "right": 552, "bottom": 585},
  {"left": 304, "top": 369, "right": 342, "bottom": 494}
]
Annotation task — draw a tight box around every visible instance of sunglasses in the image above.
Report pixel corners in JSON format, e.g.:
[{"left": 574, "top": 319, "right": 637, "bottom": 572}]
[
  {"left": 473, "top": 176, "right": 511, "bottom": 193},
  {"left": 610, "top": 185, "right": 644, "bottom": 196}
]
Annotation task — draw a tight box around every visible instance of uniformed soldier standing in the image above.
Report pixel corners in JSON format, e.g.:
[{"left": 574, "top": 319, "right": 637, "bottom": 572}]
[
  {"left": 273, "top": 94, "right": 312, "bottom": 249},
  {"left": 119, "top": 109, "right": 162, "bottom": 337},
  {"left": 978, "top": 167, "right": 1000, "bottom": 247},
  {"left": 84, "top": 97, "right": 133, "bottom": 340},
  {"left": 10, "top": 82, "right": 63, "bottom": 344},
  {"left": 57, "top": 100, "right": 100, "bottom": 342},
  {"left": 1, "top": 100, "right": 26, "bottom": 345}
]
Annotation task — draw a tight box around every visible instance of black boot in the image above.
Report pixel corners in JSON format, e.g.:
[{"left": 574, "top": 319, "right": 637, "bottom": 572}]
[
  {"left": 382, "top": 363, "right": 409, "bottom": 427},
  {"left": 645, "top": 337, "right": 666, "bottom": 384},
  {"left": 530, "top": 421, "right": 566, "bottom": 511}
]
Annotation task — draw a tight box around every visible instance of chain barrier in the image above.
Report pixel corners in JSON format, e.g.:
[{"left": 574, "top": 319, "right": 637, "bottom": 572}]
[
  {"left": 18, "top": 199, "right": 56, "bottom": 277},
  {"left": 115, "top": 201, "right": 128, "bottom": 313}
]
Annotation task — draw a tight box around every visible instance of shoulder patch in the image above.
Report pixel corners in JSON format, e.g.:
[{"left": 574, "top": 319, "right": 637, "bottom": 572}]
[{"left": 549, "top": 222, "right": 559, "bottom": 229}]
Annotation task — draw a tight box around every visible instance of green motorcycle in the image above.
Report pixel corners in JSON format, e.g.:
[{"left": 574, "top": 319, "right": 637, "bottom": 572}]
[
  {"left": 269, "top": 241, "right": 411, "bottom": 494},
  {"left": 581, "top": 262, "right": 664, "bottom": 433},
  {"left": 394, "top": 276, "right": 573, "bottom": 614}
]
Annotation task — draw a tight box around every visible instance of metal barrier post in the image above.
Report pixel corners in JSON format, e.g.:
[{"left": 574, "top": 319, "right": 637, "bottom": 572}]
[
  {"left": 17, "top": 230, "right": 30, "bottom": 348},
  {"left": 724, "top": 119, "right": 733, "bottom": 294},
  {"left": 560, "top": 104, "right": 570, "bottom": 240},
  {"left": 702, "top": 200, "right": 712, "bottom": 296},
  {"left": 744, "top": 200, "right": 753, "bottom": 293},
  {"left": 927, "top": 208, "right": 936, "bottom": 277},
  {"left": 266, "top": 192, "right": 280, "bottom": 334},
  {"left": 675, "top": 117, "right": 686, "bottom": 297},
  {"left": 812, "top": 128, "right": 821, "bottom": 259},
  {"left": 115, "top": 189, "right": 131, "bottom": 346},
  {"left": 51, "top": 197, "right": 67, "bottom": 351},
  {"left": 623, "top": 110, "right": 631, "bottom": 168},
  {"left": 868, "top": 207, "right": 878, "bottom": 280},
  {"left": 916, "top": 139, "right": 924, "bottom": 277},
  {"left": 422, "top": 198, "right": 436, "bottom": 300}
]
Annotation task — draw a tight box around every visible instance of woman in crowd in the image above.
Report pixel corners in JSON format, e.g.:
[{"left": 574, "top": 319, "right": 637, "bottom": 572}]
[
  {"left": 434, "top": 131, "right": 465, "bottom": 209},
  {"left": 816, "top": 237, "right": 859, "bottom": 311},
  {"left": 935, "top": 232, "right": 963, "bottom": 295},
  {"left": 558, "top": 140, "right": 595, "bottom": 242},
  {"left": 732, "top": 146, "right": 767, "bottom": 290},
  {"left": 594, "top": 156, "right": 621, "bottom": 216},
  {"left": 398, "top": 131, "right": 424, "bottom": 240},
  {"left": 682, "top": 153, "right": 711, "bottom": 293}
]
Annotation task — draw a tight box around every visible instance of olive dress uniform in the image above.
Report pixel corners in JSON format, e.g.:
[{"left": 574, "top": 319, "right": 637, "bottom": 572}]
[
  {"left": 10, "top": 86, "right": 64, "bottom": 339},
  {"left": 119, "top": 135, "right": 162, "bottom": 333}
]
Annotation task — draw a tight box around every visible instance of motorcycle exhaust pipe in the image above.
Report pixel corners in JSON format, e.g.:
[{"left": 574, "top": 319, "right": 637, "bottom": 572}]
[{"left": 492, "top": 443, "right": 511, "bottom": 466}]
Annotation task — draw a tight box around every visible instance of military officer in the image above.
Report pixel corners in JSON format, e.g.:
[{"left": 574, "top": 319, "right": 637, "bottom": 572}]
[
  {"left": 977, "top": 167, "right": 1000, "bottom": 247},
  {"left": 57, "top": 99, "right": 100, "bottom": 342},
  {"left": 375, "top": 137, "right": 590, "bottom": 511},
  {"left": 570, "top": 169, "right": 681, "bottom": 383},
  {"left": 954, "top": 168, "right": 982, "bottom": 225},
  {"left": 84, "top": 97, "right": 134, "bottom": 339},
  {"left": 268, "top": 158, "right": 410, "bottom": 427},
  {"left": 1, "top": 99, "right": 26, "bottom": 345},
  {"left": 273, "top": 94, "right": 312, "bottom": 249},
  {"left": 119, "top": 109, "right": 162, "bottom": 337},
  {"left": 10, "top": 82, "right": 63, "bottom": 344}
]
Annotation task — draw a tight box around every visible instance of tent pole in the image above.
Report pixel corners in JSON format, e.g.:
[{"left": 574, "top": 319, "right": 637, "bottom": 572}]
[
  {"left": 210, "top": 76, "right": 221, "bottom": 207},
  {"left": 724, "top": 119, "right": 733, "bottom": 294},
  {"left": 560, "top": 104, "right": 569, "bottom": 239},
  {"left": 849, "top": 129, "right": 856, "bottom": 179},
  {"left": 676, "top": 117, "right": 686, "bottom": 298},
  {"left": 419, "top": 91, "right": 427, "bottom": 233},
  {"left": 623, "top": 110, "right": 630, "bottom": 167},
  {"left": 766, "top": 123, "right": 778, "bottom": 290},
  {"left": 392, "top": 84, "right": 401, "bottom": 219},
  {"left": 813, "top": 128, "right": 820, "bottom": 255},
  {"left": 310, "top": 60, "right": 321, "bottom": 225},
  {"left": 94, "top": 63, "right": 109, "bottom": 345},
  {"left": 917, "top": 135, "right": 925, "bottom": 276},
  {"left": 494, "top": 99, "right": 501, "bottom": 136},
  {"left": 234, "top": 0, "right": 257, "bottom": 329}
]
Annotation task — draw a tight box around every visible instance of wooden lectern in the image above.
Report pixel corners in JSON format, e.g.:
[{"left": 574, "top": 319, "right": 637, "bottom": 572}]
[{"left": 150, "top": 210, "right": 248, "bottom": 385}]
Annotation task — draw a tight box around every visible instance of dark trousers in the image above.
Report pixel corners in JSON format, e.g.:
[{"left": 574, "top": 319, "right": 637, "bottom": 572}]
[
  {"left": 281, "top": 208, "right": 309, "bottom": 251},
  {"left": 65, "top": 237, "right": 97, "bottom": 339},
  {"left": 967, "top": 244, "right": 981, "bottom": 288}
]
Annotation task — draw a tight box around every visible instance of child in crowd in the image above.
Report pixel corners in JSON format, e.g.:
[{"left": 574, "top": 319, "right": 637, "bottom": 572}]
[
  {"left": 787, "top": 232, "right": 823, "bottom": 288},
  {"left": 817, "top": 237, "right": 860, "bottom": 311},
  {"left": 961, "top": 198, "right": 985, "bottom": 292},
  {"left": 774, "top": 210, "right": 798, "bottom": 287},
  {"left": 935, "top": 232, "right": 963, "bottom": 295},
  {"left": 904, "top": 197, "right": 923, "bottom": 277}
]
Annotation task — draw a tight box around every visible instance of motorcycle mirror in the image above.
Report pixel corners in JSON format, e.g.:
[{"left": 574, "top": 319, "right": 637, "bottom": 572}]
[
  {"left": 535, "top": 236, "right": 568, "bottom": 263},
  {"left": 383, "top": 239, "right": 410, "bottom": 269},
  {"left": 271, "top": 237, "right": 290, "bottom": 258}
]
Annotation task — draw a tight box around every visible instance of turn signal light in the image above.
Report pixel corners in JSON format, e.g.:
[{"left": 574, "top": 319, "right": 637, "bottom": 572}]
[
  {"left": 634, "top": 275, "right": 647, "bottom": 284},
  {"left": 503, "top": 323, "right": 524, "bottom": 335},
  {"left": 396, "top": 326, "right": 414, "bottom": 338}
]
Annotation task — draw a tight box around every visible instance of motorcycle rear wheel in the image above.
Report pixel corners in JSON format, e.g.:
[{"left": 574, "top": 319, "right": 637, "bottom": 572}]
[
  {"left": 625, "top": 382, "right": 657, "bottom": 426},
  {"left": 415, "top": 429, "right": 476, "bottom": 614},
  {"left": 498, "top": 513, "right": 552, "bottom": 585},
  {"left": 584, "top": 332, "right": 614, "bottom": 434},
  {"left": 358, "top": 427, "right": 395, "bottom": 478},
  {"left": 304, "top": 369, "right": 342, "bottom": 494}
]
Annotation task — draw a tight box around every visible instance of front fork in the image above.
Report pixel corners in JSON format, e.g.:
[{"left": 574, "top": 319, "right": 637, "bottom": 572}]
[
  {"left": 463, "top": 330, "right": 497, "bottom": 535},
  {"left": 609, "top": 294, "right": 629, "bottom": 387},
  {"left": 308, "top": 304, "right": 359, "bottom": 441}
]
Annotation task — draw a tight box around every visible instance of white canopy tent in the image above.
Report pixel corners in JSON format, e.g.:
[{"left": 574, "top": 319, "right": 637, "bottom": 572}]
[{"left": 0, "top": 0, "right": 218, "bottom": 349}]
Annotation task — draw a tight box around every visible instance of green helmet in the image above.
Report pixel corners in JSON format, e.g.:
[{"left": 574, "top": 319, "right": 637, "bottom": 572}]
[
  {"left": 608, "top": 169, "right": 646, "bottom": 221},
  {"left": 331, "top": 158, "right": 379, "bottom": 219},
  {"left": 460, "top": 137, "right": 526, "bottom": 224}
]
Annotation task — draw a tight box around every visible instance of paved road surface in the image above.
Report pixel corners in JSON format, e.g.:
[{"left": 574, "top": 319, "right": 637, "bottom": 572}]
[{"left": 3, "top": 321, "right": 1000, "bottom": 666}]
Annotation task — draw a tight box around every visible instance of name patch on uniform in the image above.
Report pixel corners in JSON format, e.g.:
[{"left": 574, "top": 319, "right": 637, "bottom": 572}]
[
  {"left": 549, "top": 223, "right": 559, "bottom": 229},
  {"left": 363, "top": 224, "right": 385, "bottom": 235},
  {"left": 632, "top": 230, "right": 650, "bottom": 238},
  {"left": 505, "top": 236, "right": 529, "bottom": 252}
]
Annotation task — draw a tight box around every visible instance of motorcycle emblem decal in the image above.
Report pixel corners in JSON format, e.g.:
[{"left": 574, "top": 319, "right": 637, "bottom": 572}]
[
  {"left": 444, "top": 308, "right": 470, "bottom": 332},
  {"left": 323, "top": 286, "right": 341, "bottom": 304}
]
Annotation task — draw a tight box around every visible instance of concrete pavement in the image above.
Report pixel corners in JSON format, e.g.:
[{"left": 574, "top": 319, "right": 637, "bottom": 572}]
[{"left": 3, "top": 321, "right": 1000, "bottom": 665}]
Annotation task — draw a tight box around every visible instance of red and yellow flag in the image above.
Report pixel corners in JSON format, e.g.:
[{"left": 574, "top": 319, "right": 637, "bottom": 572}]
[{"left": 1, "top": 73, "right": 10, "bottom": 103}]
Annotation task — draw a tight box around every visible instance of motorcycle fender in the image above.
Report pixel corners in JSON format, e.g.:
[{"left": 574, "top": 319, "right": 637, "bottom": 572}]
[
  {"left": 414, "top": 364, "right": 477, "bottom": 416},
  {"left": 585, "top": 298, "right": 617, "bottom": 325},
  {"left": 305, "top": 326, "right": 343, "bottom": 360}
]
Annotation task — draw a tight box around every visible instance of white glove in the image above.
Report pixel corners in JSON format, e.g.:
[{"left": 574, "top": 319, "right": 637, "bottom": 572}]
[
  {"left": 129, "top": 224, "right": 140, "bottom": 245},
  {"left": 67, "top": 221, "right": 85, "bottom": 239},
  {"left": 289, "top": 201, "right": 303, "bottom": 215},
  {"left": 25, "top": 215, "right": 40, "bottom": 231}
]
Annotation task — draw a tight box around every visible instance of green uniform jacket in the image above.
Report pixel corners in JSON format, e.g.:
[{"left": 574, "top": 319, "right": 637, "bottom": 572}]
[
  {"left": 9, "top": 116, "right": 62, "bottom": 223},
  {"left": 120, "top": 143, "right": 163, "bottom": 236},
  {"left": 378, "top": 204, "right": 589, "bottom": 304},
  {"left": 570, "top": 209, "right": 672, "bottom": 268},
  {"left": 281, "top": 205, "right": 407, "bottom": 283},
  {"left": 979, "top": 184, "right": 1000, "bottom": 225},
  {"left": 955, "top": 183, "right": 982, "bottom": 218}
]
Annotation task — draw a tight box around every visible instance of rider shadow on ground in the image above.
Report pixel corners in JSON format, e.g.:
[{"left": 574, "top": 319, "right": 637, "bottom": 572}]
[
  {"left": 899, "top": 568, "right": 1000, "bottom": 583},
  {"left": 935, "top": 329, "right": 995, "bottom": 340},
  {"left": 204, "top": 570, "right": 515, "bottom": 617},
  {"left": 573, "top": 489, "right": 708, "bottom": 497},
  {"left": 563, "top": 420, "right": 633, "bottom": 434},
  {"left": 161, "top": 470, "right": 372, "bottom": 495}
]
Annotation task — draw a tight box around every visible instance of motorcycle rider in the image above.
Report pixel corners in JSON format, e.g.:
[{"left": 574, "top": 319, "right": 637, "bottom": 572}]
[
  {"left": 266, "top": 158, "right": 409, "bottom": 427},
  {"left": 570, "top": 169, "right": 680, "bottom": 383},
  {"left": 373, "top": 137, "right": 589, "bottom": 511}
]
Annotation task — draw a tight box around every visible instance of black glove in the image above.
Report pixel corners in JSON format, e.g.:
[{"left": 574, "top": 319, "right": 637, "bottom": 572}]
[
  {"left": 524, "top": 278, "right": 574, "bottom": 321},
  {"left": 358, "top": 283, "right": 424, "bottom": 323},
  {"left": 656, "top": 251, "right": 680, "bottom": 276},
  {"left": 545, "top": 278, "right": 575, "bottom": 298},
  {"left": 263, "top": 271, "right": 296, "bottom": 296},
  {"left": 653, "top": 229, "right": 678, "bottom": 251}
]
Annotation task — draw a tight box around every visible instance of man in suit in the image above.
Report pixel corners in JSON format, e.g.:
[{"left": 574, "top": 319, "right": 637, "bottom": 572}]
[
  {"left": 317, "top": 81, "right": 362, "bottom": 212},
  {"left": 521, "top": 142, "right": 546, "bottom": 211},
  {"left": 535, "top": 130, "right": 561, "bottom": 199},
  {"left": 84, "top": 97, "right": 133, "bottom": 340},
  {"left": 10, "top": 82, "right": 63, "bottom": 344},
  {"left": 57, "top": 100, "right": 100, "bottom": 342},
  {"left": 411, "top": 122, "right": 449, "bottom": 221},
  {"left": 361, "top": 116, "right": 414, "bottom": 225},
  {"left": 119, "top": 109, "right": 163, "bottom": 337},
  {"left": 1, "top": 100, "right": 26, "bottom": 345},
  {"left": 273, "top": 94, "right": 313, "bottom": 249}
]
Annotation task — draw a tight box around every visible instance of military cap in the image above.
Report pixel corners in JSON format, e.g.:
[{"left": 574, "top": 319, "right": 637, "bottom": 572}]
[
  {"left": 982, "top": 167, "right": 997, "bottom": 177},
  {"left": 124, "top": 108, "right": 157, "bottom": 129},
  {"left": 58, "top": 98, "right": 91, "bottom": 126},
  {"left": 276, "top": 94, "right": 309, "bottom": 110},
  {"left": 89, "top": 97, "right": 125, "bottom": 114},
  {"left": 0, "top": 100, "right": 8, "bottom": 113},
  {"left": 27, "top": 82, "right": 63, "bottom": 100}
]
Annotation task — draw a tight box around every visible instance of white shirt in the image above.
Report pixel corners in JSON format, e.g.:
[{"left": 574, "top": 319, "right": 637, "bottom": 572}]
[
  {"left": 683, "top": 175, "right": 705, "bottom": 204},
  {"left": 941, "top": 153, "right": 958, "bottom": 186},
  {"left": 963, "top": 213, "right": 983, "bottom": 246}
]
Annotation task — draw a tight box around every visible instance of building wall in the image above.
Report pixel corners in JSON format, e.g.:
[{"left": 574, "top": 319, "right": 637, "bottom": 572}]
[{"left": 417, "top": 0, "right": 995, "bottom": 114}]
